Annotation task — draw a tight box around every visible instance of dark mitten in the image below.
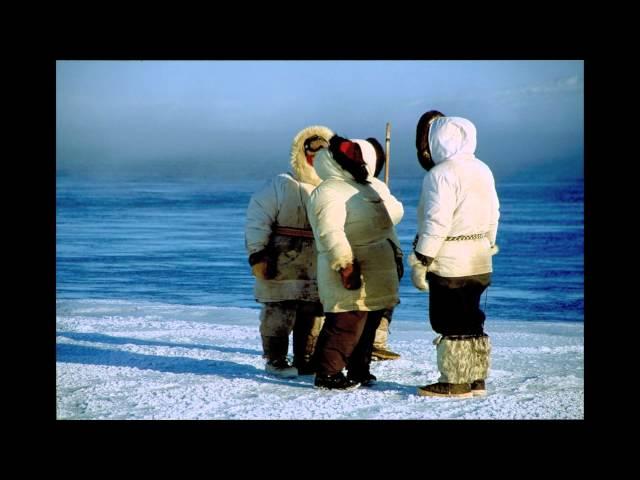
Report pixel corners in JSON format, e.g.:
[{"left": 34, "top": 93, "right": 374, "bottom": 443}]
[
  {"left": 249, "top": 248, "right": 277, "bottom": 280},
  {"left": 340, "top": 259, "right": 362, "bottom": 290}
]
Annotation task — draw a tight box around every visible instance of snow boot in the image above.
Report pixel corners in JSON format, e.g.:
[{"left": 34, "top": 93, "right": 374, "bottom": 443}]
[
  {"left": 417, "top": 335, "right": 474, "bottom": 398},
  {"left": 265, "top": 358, "right": 298, "bottom": 378},
  {"left": 262, "top": 336, "right": 298, "bottom": 378},
  {"left": 371, "top": 316, "right": 401, "bottom": 361},
  {"left": 470, "top": 334, "right": 491, "bottom": 396}
]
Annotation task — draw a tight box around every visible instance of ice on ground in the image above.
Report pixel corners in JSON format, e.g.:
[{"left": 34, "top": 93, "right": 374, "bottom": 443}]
[{"left": 56, "top": 299, "right": 584, "bottom": 420}]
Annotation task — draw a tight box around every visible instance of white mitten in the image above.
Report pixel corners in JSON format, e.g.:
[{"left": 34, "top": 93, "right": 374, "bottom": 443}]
[
  {"left": 490, "top": 244, "right": 500, "bottom": 256},
  {"left": 408, "top": 253, "right": 429, "bottom": 292}
]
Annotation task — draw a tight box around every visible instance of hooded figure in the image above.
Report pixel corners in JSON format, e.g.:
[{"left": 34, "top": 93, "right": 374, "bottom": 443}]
[
  {"left": 307, "top": 136, "right": 404, "bottom": 390},
  {"left": 409, "top": 115, "right": 500, "bottom": 398},
  {"left": 245, "top": 125, "right": 332, "bottom": 377}
]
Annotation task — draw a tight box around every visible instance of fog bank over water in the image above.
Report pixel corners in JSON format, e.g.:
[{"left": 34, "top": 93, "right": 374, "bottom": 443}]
[{"left": 57, "top": 60, "right": 583, "bottom": 182}]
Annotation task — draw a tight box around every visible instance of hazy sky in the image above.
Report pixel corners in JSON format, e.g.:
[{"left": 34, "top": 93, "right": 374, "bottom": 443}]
[{"left": 56, "top": 60, "right": 583, "bottom": 180}]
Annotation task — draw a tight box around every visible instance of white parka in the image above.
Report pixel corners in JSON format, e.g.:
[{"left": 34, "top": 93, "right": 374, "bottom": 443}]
[
  {"left": 307, "top": 141, "right": 404, "bottom": 313},
  {"left": 415, "top": 117, "right": 500, "bottom": 277},
  {"left": 245, "top": 126, "right": 333, "bottom": 303}
]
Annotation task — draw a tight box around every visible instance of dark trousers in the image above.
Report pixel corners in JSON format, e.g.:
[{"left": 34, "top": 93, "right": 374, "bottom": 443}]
[
  {"left": 314, "top": 310, "right": 384, "bottom": 376},
  {"left": 427, "top": 272, "right": 491, "bottom": 336}
]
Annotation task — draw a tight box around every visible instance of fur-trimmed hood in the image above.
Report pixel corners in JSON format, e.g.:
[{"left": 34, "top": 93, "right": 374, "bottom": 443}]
[{"left": 290, "top": 125, "right": 334, "bottom": 186}]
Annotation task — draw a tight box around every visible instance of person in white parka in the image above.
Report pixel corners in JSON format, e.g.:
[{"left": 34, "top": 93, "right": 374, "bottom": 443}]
[
  {"left": 408, "top": 112, "right": 500, "bottom": 398},
  {"left": 307, "top": 135, "right": 404, "bottom": 390},
  {"left": 245, "top": 126, "right": 332, "bottom": 378}
]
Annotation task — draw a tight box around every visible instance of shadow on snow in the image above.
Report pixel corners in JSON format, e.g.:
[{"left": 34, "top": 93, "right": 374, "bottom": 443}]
[
  {"left": 57, "top": 331, "right": 262, "bottom": 356},
  {"left": 56, "top": 331, "right": 421, "bottom": 395}
]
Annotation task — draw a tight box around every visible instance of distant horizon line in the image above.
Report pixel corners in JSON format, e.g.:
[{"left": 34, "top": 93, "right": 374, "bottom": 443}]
[{"left": 56, "top": 170, "right": 584, "bottom": 183}]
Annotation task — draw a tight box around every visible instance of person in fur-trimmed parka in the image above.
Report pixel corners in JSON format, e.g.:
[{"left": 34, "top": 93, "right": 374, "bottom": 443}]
[
  {"left": 307, "top": 135, "right": 404, "bottom": 390},
  {"left": 245, "top": 126, "right": 332, "bottom": 377},
  {"left": 408, "top": 112, "right": 500, "bottom": 398}
]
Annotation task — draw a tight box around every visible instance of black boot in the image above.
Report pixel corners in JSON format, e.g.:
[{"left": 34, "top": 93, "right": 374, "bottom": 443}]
[
  {"left": 314, "top": 372, "right": 360, "bottom": 391},
  {"left": 347, "top": 371, "right": 377, "bottom": 387}
]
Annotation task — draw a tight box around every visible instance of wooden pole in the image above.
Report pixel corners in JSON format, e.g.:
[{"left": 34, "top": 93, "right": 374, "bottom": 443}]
[{"left": 384, "top": 122, "right": 391, "bottom": 185}]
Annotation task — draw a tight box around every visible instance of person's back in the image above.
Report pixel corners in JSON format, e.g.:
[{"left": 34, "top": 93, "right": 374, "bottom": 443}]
[
  {"left": 308, "top": 136, "right": 403, "bottom": 390},
  {"left": 309, "top": 143, "right": 403, "bottom": 313},
  {"left": 313, "top": 179, "right": 397, "bottom": 245},
  {"left": 409, "top": 114, "right": 500, "bottom": 398},
  {"left": 426, "top": 156, "right": 496, "bottom": 235},
  {"left": 415, "top": 116, "right": 499, "bottom": 278}
]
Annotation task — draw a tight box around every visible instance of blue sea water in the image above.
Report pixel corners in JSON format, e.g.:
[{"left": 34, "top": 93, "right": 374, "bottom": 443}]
[{"left": 56, "top": 175, "right": 584, "bottom": 323}]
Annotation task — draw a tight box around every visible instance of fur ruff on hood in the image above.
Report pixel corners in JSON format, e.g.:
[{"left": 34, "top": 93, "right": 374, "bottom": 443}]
[{"left": 290, "top": 125, "right": 334, "bottom": 186}]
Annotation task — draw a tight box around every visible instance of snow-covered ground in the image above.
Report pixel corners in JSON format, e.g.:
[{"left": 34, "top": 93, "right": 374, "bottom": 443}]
[{"left": 56, "top": 300, "right": 584, "bottom": 420}]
